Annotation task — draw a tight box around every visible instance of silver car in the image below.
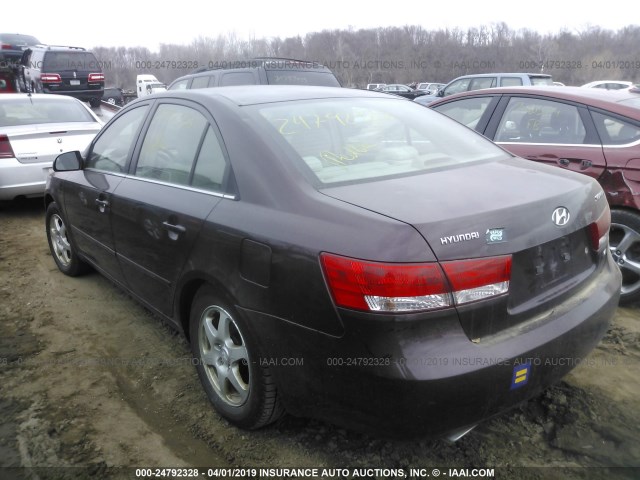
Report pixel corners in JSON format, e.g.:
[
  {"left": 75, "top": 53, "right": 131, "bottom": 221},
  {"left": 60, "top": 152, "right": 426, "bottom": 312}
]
[{"left": 0, "top": 93, "right": 102, "bottom": 200}]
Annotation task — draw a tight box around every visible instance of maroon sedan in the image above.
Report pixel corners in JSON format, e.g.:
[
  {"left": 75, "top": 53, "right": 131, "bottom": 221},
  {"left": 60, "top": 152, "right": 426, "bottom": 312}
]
[{"left": 429, "top": 86, "right": 640, "bottom": 304}]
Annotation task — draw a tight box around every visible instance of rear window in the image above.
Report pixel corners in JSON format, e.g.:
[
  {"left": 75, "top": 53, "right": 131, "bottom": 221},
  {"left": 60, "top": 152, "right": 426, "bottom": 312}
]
[
  {"left": 0, "top": 97, "right": 96, "bottom": 127},
  {"left": 529, "top": 76, "right": 553, "bottom": 86},
  {"left": 265, "top": 70, "right": 341, "bottom": 87},
  {"left": 253, "top": 97, "right": 507, "bottom": 185},
  {"left": 43, "top": 52, "right": 101, "bottom": 72}
]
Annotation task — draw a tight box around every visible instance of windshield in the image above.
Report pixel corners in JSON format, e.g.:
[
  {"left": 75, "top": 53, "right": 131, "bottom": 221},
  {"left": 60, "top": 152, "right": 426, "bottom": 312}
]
[
  {"left": 253, "top": 97, "right": 508, "bottom": 185},
  {"left": 0, "top": 97, "right": 96, "bottom": 127}
]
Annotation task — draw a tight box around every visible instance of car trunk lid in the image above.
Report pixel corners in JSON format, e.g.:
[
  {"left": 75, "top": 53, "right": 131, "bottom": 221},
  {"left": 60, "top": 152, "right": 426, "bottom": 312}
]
[
  {"left": 6, "top": 123, "right": 100, "bottom": 164},
  {"left": 320, "top": 158, "right": 608, "bottom": 339}
]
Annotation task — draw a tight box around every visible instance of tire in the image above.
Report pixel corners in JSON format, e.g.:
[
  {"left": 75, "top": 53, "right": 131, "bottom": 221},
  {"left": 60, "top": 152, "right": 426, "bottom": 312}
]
[
  {"left": 189, "top": 286, "right": 283, "bottom": 429},
  {"left": 46, "top": 202, "right": 90, "bottom": 276},
  {"left": 609, "top": 209, "right": 640, "bottom": 304},
  {"left": 89, "top": 97, "right": 101, "bottom": 108}
]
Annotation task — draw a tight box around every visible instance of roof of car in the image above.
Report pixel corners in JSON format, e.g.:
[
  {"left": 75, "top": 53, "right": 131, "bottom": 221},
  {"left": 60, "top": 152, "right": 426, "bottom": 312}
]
[
  {"left": 451, "top": 72, "right": 552, "bottom": 79},
  {"left": 429, "top": 85, "right": 640, "bottom": 119},
  {"left": 148, "top": 85, "right": 396, "bottom": 106}
]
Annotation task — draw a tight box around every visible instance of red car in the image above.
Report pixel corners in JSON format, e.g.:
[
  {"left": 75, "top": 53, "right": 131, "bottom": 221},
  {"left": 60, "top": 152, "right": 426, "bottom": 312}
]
[{"left": 429, "top": 86, "right": 640, "bottom": 303}]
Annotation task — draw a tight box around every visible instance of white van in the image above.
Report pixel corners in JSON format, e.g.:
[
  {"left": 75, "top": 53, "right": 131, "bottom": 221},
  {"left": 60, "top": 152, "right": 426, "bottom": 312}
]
[{"left": 136, "top": 74, "right": 167, "bottom": 97}]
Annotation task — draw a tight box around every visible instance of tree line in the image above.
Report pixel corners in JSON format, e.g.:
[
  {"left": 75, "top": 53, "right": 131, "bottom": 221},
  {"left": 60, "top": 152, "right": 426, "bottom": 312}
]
[{"left": 92, "top": 23, "right": 640, "bottom": 90}]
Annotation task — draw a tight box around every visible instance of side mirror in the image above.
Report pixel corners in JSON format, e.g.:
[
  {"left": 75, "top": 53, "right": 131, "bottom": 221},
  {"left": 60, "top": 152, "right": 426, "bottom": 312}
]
[
  {"left": 437, "top": 89, "right": 445, "bottom": 97},
  {"left": 54, "top": 151, "right": 83, "bottom": 172}
]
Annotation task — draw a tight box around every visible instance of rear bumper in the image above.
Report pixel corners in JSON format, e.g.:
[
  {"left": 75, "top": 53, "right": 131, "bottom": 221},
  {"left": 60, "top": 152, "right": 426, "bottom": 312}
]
[
  {"left": 42, "top": 88, "right": 103, "bottom": 101},
  {"left": 0, "top": 159, "right": 51, "bottom": 200},
  {"left": 240, "top": 252, "right": 620, "bottom": 437}
]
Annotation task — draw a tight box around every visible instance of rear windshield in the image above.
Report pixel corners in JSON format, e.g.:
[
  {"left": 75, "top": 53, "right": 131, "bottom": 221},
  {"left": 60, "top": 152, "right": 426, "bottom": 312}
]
[
  {"left": 43, "top": 52, "right": 101, "bottom": 72},
  {"left": 0, "top": 97, "right": 96, "bottom": 127},
  {"left": 529, "top": 76, "right": 553, "bottom": 86},
  {"left": 265, "top": 70, "right": 341, "bottom": 87},
  {"left": 253, "top": 97, "right": 507, "bottom": 185}
]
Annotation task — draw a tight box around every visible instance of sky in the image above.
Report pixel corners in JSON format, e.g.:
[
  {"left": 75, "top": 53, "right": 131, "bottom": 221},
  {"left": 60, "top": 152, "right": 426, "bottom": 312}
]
[{"left": 5, "top": 1, "right": 637, "bottom": 53}]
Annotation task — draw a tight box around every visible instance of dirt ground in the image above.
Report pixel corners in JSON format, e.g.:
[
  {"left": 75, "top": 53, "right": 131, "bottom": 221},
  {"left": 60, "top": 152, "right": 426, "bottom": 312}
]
[{"left": 1, "top": 199, "right": 639, "bottom": 480}]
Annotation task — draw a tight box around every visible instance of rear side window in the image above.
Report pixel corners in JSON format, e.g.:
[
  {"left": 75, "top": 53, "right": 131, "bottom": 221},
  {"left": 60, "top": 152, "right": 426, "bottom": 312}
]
[
  {"left": 133, "top": 104, "right": 228, "bottom": 192},
  {"left": 136, "top": 104, "right": 208, "bottom": 185},
  {"left": 87, "top": 106, "right": 148, "bottom": 172},
  {"left": 192, "top": 127, "right": 228, "bottom": 191},
  {"left": 591, "top": 111, "right": 640, "bottom": 145},
  {"left": 219, "top": 72, "right": 257, "bottom": 86},
  {"left": 433, "top": 97, "right": 493, "bottom": 129},
  {"left": 501, "top": 77, "right": 524, "bottom": 87}
]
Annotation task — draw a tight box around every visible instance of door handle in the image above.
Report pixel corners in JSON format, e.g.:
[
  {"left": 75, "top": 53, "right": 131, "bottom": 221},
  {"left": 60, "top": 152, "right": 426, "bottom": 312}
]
[
  {"left": 558, "top": 158, "right": 570, "bottom": 166},
  {"left": 95, "top": 198, "right": 109, "bottom": 213},
  {"left": 162, "top": 221, "right": 186, "bottom": 240},
  {"left": 581, "top": 160, "right": 592, "bottom": 169}
]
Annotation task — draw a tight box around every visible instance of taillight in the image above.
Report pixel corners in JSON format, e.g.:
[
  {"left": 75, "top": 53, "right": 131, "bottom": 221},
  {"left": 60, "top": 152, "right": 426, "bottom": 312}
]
[
  {"left": 41, "top": 73, "right": 61, "bottom": 83},
  {"left": 1, "top": 43, "right": 11, "bottom": 50},
  {"left": 589, "top": 204, "right": 611, "bottom": 252},
  {"left": 88, "top": 73, "right": 104, "bottom": 82},
  {"left": 320, "top": 253, "right": 511, "bottom": 313},
  {"left": 0, "top": 135, "right": 15, "bottom": 159}
]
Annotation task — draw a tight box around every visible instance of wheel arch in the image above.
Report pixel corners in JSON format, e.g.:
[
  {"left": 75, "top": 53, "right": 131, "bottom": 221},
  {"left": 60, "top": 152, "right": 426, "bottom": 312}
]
[{"left": 177, "top": 274, "right": 238, "bottom": 341}]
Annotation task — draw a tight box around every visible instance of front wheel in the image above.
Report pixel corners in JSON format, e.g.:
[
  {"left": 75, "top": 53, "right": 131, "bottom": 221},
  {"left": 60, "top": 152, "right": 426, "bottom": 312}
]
[
  {"left": 609, "top": 209, "right": 640, "bottom": 304},
  {"left": 46, "top": 202, "right": 90, "bottom": 276},
  {"left": 189, "top": 287, "right": 283, "bottom": 429}
]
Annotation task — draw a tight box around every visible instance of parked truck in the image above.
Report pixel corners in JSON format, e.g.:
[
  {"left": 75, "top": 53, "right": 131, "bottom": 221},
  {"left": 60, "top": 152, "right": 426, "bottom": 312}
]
[{"left": 136, "top": 74, "right": 167, "bottom": 97}]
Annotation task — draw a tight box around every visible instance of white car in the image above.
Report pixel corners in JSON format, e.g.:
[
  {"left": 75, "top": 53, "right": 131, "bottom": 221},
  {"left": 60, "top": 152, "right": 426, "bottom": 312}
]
[
  {"left": 581, "top": 80, "right": 634, "bottom": 90},
  {"left": 0, "top": 94, "right": 103, "bottom": 200}
]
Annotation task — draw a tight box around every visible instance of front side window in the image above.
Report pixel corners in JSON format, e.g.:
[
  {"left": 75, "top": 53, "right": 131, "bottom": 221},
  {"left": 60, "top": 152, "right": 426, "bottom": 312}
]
[
  {"left": 169, "top": 80, "right": 189, "bottom": 90},
  {"left": 469, "top": 77, "right": 496, "bottom": 91},
  {"left": 253, "top": 98, "right": 507, "bottom": 185},
  {"left": 495, "top": 97, "right": 587, "bottom": 144},
  {"left": 190, "top": 76, "right": 211, "bottom": 89},
  {"left": 87, "top": 106, "right": 148, "bottom": 172},
  {"left": 443, "top": 79, "right": 471, "bottom": 96}
]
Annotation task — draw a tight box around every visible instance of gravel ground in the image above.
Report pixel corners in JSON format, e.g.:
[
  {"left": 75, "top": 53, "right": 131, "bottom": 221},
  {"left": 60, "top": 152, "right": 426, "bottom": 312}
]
[{"left": 1, "top": 199, "right": 638, "bottom": 480}]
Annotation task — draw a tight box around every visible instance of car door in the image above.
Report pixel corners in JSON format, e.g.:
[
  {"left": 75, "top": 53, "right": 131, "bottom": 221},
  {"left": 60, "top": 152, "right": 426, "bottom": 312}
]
[
  {"left": 110, "top": 101, "right": 229, "bottom": 317},
  {"left": 485, "top": 95, "right": 607, "bottom": 180},
  {"left": 61, "top": 104, "right": 150, "bottom": 281}
]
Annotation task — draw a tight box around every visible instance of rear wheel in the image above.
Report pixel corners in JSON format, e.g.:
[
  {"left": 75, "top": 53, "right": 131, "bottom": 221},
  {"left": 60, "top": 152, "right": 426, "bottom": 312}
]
[
  {"left": 609, "top": 209, "right": 640, "bottom": 304},
  {"left": 189, "top": 286, "right": 283, "bottom": 429},
  {"left": 46, "top": 202, "right": 90, "bottom": 276}
]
